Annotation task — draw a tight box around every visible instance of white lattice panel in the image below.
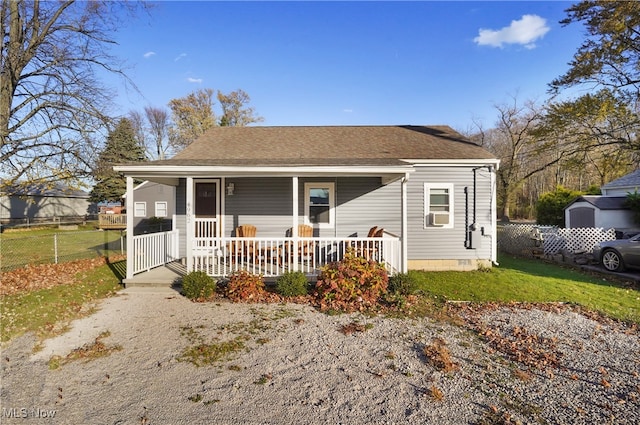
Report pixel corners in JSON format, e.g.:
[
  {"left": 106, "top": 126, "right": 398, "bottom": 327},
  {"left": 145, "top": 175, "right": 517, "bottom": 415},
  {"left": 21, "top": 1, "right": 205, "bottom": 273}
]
[
  {"left": 498, "top": 224, "right": 549, "bottom": 257},
  {"left": 555, "top": 228, "right": 616, "bottom": 254},
  {"left": 498, "top": 225, "right": 616, "bottom": 257}
]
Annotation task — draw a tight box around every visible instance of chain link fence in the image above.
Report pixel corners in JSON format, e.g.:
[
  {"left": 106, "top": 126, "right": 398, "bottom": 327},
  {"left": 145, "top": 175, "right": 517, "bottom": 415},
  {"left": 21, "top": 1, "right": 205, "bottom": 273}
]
[{"left": 0, "top": 230, "right": 125, "bottom": 272}]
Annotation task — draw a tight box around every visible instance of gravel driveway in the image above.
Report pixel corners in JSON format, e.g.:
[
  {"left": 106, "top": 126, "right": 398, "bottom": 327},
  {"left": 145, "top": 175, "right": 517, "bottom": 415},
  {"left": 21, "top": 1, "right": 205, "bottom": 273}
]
[{"left": 1, "top": 287, "right": 639, "bottom": 424}]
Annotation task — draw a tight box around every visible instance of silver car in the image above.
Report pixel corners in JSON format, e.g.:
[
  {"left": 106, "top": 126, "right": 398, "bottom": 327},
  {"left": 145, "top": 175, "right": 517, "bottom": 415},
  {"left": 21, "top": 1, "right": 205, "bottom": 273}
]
[{"left": 592, "top": 234, "right": 640, "bottom": 272}]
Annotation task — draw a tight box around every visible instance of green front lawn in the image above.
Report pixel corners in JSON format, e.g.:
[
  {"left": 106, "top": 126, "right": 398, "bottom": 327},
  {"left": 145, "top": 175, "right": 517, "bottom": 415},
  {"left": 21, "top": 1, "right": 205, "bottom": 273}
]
[
  {"left": 408, "top": 254, "right": 640, "bottom": 323},
  {"left": 0, "top": 228, "right": 123, "bottom": 271}
]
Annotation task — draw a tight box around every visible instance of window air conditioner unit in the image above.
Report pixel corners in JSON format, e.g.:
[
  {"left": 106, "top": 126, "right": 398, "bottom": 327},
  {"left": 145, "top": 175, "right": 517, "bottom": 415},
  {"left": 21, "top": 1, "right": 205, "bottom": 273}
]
[{"left": 430, "top": 212, "right": 450, "bottom": 226}]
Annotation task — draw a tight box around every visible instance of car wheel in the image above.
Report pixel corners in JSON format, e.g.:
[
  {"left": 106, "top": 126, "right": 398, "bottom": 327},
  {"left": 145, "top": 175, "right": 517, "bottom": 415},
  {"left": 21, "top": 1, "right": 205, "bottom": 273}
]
[{"left": 602, "top": 249, "right": 625, "bottom": 272}]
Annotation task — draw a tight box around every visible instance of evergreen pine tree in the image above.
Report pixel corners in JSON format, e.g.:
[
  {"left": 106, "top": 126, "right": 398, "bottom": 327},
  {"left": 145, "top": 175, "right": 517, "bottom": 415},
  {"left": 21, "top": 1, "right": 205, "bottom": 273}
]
[{"left": 90, "top": 118, "right": 147, "bottom": 203}]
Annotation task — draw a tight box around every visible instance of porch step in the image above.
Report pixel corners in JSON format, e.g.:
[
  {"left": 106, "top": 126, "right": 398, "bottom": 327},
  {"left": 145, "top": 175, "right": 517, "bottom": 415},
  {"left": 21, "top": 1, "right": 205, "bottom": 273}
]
[{"left": 123, "top": 264, "right": 184, "bottom": 288}]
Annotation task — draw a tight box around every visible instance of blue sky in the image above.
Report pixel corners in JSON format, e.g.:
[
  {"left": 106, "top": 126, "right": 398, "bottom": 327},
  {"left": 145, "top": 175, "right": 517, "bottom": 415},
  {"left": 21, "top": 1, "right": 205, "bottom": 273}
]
[{"left": 108, "top": 1, "right": 586, "bottom": 132}]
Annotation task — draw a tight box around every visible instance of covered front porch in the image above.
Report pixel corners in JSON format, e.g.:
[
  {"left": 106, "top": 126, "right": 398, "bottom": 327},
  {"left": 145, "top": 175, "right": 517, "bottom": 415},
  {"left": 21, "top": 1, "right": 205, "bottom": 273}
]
[
  {"left": 126, "top": 226, "right": 401, "bottom": 283},
  {"left": 118, "top": 164, "right": 411, "bottom": 282}
]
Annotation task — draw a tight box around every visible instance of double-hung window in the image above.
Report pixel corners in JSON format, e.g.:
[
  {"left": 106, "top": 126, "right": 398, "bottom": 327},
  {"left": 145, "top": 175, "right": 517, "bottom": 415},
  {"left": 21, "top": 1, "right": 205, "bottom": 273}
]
[
  {"left": 424, "top": 183, "right": 454, "bottom": 228},
  {"left": 304, "top": 182, "right": 335, "bottom": 228},
  {"left": 155, "top": 201, "right": 168, "bottom": 217},
  {"left": 134, "top": 202, "right": 147, "bottom": 218}
]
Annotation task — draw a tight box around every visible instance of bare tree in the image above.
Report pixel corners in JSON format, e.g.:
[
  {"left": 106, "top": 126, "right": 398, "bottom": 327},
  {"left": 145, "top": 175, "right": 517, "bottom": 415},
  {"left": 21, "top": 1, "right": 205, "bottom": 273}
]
[
  {"left": 168, "top": 87, "right": 264, "bottom": 151},
  {"left": 145, "top": 106, "right": 170, "bottom": 160},
  {"left": 128, "top": 110, "right": 148, "bottom": 151},
  {"left": 1, "top": 0, "right": 143, "bottom": 188},
  {"left": 481, "top": 97, "right": 544, "bottom": 220},
  {"left": 218, "top": 89, "right": 264, "bottom": 127},
  {"left": 168, "top": 88, "right": 217, "bottom": 151}
]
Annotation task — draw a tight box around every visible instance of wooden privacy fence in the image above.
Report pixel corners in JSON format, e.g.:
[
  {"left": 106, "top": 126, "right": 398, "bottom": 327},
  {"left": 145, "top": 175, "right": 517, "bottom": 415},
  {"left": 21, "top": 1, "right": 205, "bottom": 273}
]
[{"left": 498, "top": 224, "right": 616, "bottom": 258}]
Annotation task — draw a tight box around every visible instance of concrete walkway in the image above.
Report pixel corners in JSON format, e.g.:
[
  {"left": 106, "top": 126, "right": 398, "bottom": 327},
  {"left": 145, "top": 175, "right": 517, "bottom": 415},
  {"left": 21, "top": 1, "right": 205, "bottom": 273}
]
[{"left": 122, "top": 263, "right": 185, "bottom": 288}]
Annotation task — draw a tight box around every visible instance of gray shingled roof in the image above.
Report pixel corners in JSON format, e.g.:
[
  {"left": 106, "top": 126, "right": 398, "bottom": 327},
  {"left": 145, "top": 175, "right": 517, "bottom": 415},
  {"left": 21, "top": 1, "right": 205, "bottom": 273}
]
[
  {"left": 602, "top": 169, "right": 640, "bottom": 189},
  {"left": 569, "top": 196, "right": 629, "bottom": 210},
  {"left": 151, "top": 125, "right": 495, "bottom": 167},
  {"left": 1, "top": 182, "right": 88, "bottom": 198}
]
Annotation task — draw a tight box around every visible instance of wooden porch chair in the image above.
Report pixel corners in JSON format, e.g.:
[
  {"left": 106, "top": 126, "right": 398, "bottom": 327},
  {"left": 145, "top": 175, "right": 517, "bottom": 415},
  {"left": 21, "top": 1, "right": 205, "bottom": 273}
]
[
  {"left": 284, "top": 224, "right": 316, "bottom": 265},
  {"left": 355, "top": 226, "right": 383, "bottom": 261},
  {"left": 228, "top": 224, "right": 257, "bottom": 262}
]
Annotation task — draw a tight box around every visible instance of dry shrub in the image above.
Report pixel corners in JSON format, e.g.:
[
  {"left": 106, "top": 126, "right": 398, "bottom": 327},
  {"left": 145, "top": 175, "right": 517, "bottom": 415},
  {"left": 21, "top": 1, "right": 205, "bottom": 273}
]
[
  {"left": 225, "top": 270, "right": 266, "bottom": 302},
  {"left": 315, "top": 249, "right": 388, "bottom": 312},
  {"left": 423, "top": 337, "right": 458, "bottom": 372}
]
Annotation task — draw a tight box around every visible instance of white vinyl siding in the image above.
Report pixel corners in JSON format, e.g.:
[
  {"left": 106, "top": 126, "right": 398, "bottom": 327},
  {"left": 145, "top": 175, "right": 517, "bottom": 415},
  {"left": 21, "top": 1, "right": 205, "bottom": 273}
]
[{"left": 407, "top": 166, "right": 494, "bottom": 261}]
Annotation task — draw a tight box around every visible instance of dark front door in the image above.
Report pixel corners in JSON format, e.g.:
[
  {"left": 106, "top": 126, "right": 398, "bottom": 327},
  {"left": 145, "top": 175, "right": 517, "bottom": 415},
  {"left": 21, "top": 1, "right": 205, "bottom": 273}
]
[
  {"left": 195, "top": 182, "right": 217, "bottom": 218},
  {"left": 194, "top": 181, "right": 219, "bottom": 242}
]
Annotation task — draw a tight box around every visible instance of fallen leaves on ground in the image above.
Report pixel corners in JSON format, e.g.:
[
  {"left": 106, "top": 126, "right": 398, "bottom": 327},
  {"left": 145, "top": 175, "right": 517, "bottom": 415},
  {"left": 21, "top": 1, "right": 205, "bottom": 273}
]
[{"left": 0, "top": 256, "right": 124, "bottom": 296}]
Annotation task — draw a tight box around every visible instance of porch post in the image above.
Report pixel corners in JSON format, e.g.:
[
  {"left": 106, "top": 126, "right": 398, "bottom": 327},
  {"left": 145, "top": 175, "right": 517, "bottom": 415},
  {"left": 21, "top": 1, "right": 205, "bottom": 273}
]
[
  {"left": 186, "top": 177, "right": 194, "bottom": 272},
  {"left": 125, "top": 176, "right": 135, "bottom": 279},
  {"left": 292, "top": 176, "right": 299, "bottom": 271},
  {"left": 401, "top": 173, "right": 409, "bottom": 273}
]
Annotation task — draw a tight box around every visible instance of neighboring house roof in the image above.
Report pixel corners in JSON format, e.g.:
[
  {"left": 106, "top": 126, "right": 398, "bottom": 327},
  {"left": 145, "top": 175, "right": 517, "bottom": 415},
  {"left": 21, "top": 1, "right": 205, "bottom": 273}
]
[
  {"left": 1, "top": 182, "right": 89, "bottom": 199},
  {"left": 566, "top": 195, "right": 629, "bottom": 210},
  {"left": 123, "top": 125, "right": 496, "bottom": 168},
  {"left": 601, "top": 169, "right": 640, "bottom": 191}
]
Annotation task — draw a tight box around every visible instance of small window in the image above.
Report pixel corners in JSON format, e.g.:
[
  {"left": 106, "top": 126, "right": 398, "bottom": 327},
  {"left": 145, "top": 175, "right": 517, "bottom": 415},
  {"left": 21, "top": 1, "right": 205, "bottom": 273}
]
[
  {"left": 304, "top": 182, "right": 335, "bottom": 228},
  {"left": 134, "top": 202, "right": 147, "bottom": 218},
  {"left": 155, "top": 201, "right": 168, "bottom": 217},
  {"left": 424, "top": 184, "right": 454, "bottom": 228}
]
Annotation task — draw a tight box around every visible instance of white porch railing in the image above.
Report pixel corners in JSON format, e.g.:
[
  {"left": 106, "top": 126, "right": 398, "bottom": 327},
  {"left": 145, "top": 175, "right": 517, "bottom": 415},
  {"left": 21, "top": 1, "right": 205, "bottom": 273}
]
[
  {"left": 132, "top": 230, "right": 180, "bottom": 274},
  {"left": 195, "top": 218, "right": 218, "bottom": 248},
  {"left": 189, "top": 236, "right": 401, "bottom": 278}
]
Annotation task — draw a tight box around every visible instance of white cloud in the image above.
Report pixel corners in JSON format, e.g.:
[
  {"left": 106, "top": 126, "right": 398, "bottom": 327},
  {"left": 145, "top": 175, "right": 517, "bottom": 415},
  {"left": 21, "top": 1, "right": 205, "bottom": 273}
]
[
  {"left": 187, "top": 77, "right": 202, "bottom": 83},
  {"left": 143, "top": 51, "right": 156, "bottom": 59},
  {"left": 343, "top": 109, "right": 353, "bottom": 113},
  {"left": 474, "top": 14, "right": 550, "bottom": 49},
  {"left": 175, "top": 53, "right": 187, "bottom": 62}
]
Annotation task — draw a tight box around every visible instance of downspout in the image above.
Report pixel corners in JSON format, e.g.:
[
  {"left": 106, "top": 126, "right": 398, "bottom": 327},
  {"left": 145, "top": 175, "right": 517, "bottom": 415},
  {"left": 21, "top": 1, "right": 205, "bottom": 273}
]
[
  {"left": 401, "top": 173, "right": 409, "bottom": 273},
  {"left": 470, "top": 167, "right": 478, "bottom": 232},
  {"left": 466, "top": 168, "right": 481, "bottom": 250},
  {"left": 125, "top": 176, "right": 134, "bottom": 280},
  {"left": 464, "top": 186, "right": 470, "bottom": 248}
]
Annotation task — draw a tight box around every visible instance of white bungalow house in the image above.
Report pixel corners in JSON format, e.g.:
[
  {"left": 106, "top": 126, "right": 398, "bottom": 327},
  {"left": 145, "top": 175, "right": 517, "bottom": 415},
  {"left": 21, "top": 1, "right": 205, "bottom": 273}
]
[{"left": 114, "top": 125, "right": 500, "bottom": 282}]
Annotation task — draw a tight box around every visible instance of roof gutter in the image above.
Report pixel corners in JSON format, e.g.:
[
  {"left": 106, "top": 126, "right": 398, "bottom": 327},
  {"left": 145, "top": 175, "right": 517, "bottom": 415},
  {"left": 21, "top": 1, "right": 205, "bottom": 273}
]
[
  {"left": 113, "top": 164, "right": 415, "bottom": 178},
  {"left": 405, "top": 158, "right": 500, "bottom": 169}
]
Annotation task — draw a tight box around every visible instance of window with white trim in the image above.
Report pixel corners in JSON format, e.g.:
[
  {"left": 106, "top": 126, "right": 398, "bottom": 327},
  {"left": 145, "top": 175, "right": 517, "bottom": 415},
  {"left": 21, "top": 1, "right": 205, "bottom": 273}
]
[
  {"left": 304, "top": 182, "right": 335, "bottom": 228},
  {"left": 155, "top": 201, "right": 168, "bottom": 217},
  {"left": 424, "top": 183, "right": 454, "bottom": 228},
  {"left": 134, "top": 202, "right": 147, "bottom": 218}
]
